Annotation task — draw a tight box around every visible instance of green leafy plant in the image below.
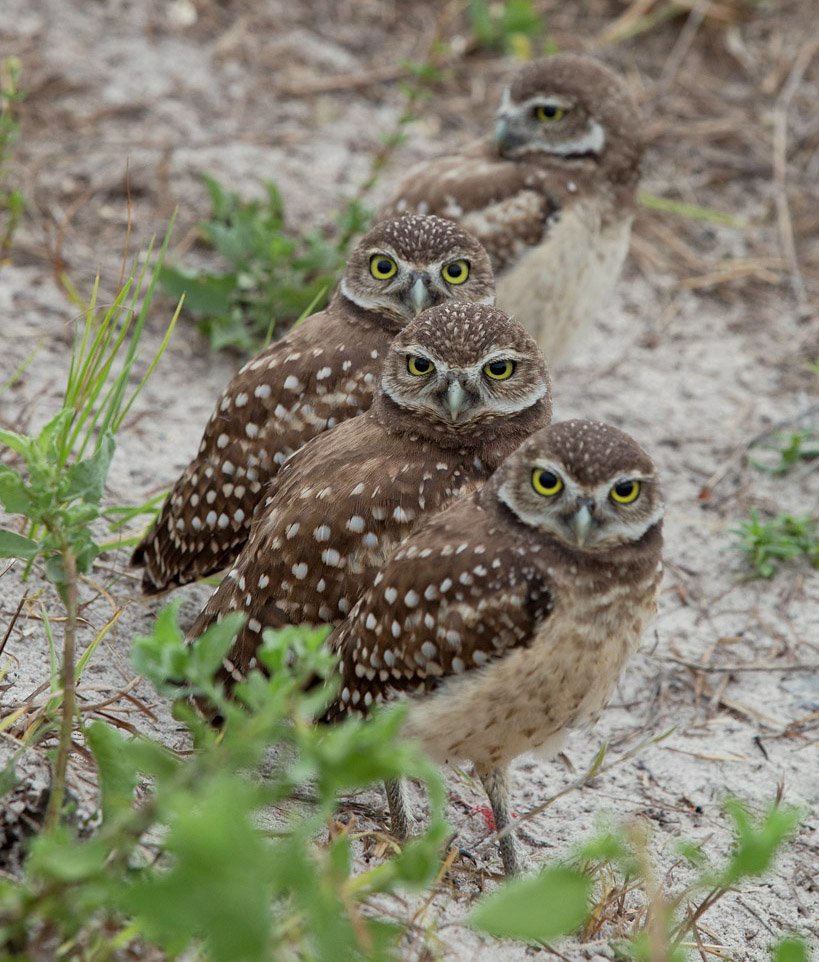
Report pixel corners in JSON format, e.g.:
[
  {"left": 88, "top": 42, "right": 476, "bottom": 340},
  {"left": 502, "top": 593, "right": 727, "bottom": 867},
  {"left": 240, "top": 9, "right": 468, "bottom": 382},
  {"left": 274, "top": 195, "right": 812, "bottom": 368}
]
[
  {"left": 774, "top": 938, "right": 811, "bottom": 962},
  {"left": 0, "top": 56, "right": 25, "bottom": 255},
  {"left": 471, "top": 798, "right": 806, "bottom": 959},
  {"left": 749, "top": 429, "right": 819, "bottom": 475},
  {"left": 0, "top": 226, "right": 181, "bottom": 826},
  {"left": 0, "top": 606, "right": 448, "bottom": 961},
  {"left": 732, "top": 510, "right": 819, "bottom": 578},
  {"left": 160, "top": 175, "right": 370, "bottom": 351},
  {"left": 468, "top": 0, "right": 551, "bottom": 58}
]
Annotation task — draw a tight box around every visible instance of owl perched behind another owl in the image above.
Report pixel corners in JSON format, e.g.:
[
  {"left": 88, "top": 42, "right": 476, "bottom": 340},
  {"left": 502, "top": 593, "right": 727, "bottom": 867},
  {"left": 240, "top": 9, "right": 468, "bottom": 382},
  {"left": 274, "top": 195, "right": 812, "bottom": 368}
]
[
  {"left": 378, "top": 54, "right": 644, "bottom": 362},
  {"left": 188, "top": 303, "right": 552, "bottom": 696},
  {"left": 326, "top": 419, "right": 664, "bottom": 875},
  {"left": 132, "top": 215, "right": 495, "bottom": 594}
]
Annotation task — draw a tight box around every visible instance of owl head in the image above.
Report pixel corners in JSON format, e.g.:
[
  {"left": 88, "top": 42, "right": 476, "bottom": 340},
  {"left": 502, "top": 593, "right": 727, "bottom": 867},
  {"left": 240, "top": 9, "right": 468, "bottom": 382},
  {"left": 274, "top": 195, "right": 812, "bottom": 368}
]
[
  {"left": 340, "top": 215, "right": 495, "bottom": 326},
  {"left": 376, "top": 302, "right": 551, "bottom": 451},
  {"left": 494, "top": 54, "right": 642, "bottom": 179},
  {"left": 493, "top": 419, "right": 664, "bottom": 552}
]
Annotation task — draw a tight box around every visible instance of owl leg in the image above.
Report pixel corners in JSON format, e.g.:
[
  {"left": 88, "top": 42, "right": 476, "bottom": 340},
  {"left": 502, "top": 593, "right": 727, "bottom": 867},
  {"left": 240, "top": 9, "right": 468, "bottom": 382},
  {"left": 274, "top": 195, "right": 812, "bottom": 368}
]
[
  {"left": 384, "top": 778, "right": 411, "bottom": 839},
  {"left": 476, "top": 763, "right": 521, "bottom": 876}
]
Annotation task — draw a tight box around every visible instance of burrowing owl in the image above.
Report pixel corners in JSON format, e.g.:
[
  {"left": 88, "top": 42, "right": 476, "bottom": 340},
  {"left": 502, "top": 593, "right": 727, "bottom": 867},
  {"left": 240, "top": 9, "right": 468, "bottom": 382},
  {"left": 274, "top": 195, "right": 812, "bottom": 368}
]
[
  {"left": 132, "top": 215, "right": 495, "bottom": 593},
  {"left": 378, "top": 54, "right": 643, "bottom": 362},
  {"left": 325, "top": 419, "right": 664, "bottom": 875},
  {"left": 189, "top": 303, "right": 552, "bottom": 694}
]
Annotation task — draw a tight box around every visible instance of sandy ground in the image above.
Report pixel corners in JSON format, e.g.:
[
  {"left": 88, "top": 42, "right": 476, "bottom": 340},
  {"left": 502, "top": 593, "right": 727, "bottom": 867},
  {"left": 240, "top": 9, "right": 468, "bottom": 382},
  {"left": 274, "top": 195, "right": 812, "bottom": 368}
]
[{"left": 1, "top": 1, "right": 818, "bottom": 958}]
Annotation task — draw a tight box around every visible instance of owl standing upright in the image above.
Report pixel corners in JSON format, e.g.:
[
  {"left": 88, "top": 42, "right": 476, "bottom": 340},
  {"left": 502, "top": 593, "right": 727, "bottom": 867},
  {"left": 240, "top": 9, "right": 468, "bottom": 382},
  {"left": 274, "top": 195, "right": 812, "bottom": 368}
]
[
  {"left": 378, "top": 54, "right": 644, "bottom": 362},
  {"left": 326, "top": 419, "right": 664, "bottom": 875},
  {"left": 132, "top": 215, "right": 495, "bottom": 593},
  {"left": 188, "top": 302, "right": 552, "bottom": 695}
]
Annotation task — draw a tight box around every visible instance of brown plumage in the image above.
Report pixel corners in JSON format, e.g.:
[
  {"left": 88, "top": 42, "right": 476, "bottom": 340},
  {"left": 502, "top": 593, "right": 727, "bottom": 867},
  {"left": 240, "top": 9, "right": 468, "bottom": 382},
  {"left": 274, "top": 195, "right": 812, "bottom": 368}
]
[
  {"left": 189, "top": 302, "right": 552, "bottom": 691},
  {"left": 326, "top": 419, "right": 664, "bottom": 874},
  {"left": 378, "top": 54, "right": 644, "bottom": 362},
  {"left": 132, "top": 215, "right": 495, "bottom": 593}
]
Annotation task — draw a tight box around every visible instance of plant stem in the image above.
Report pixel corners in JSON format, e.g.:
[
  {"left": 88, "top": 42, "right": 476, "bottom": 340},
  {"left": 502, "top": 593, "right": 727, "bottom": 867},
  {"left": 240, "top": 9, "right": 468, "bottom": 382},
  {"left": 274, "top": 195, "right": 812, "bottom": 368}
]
[
  {"left": 671, "top": 885, "right": 725, "bottom": 948},
  {"left": 45, "top": 547, "right": 78, "bottom": 831}
]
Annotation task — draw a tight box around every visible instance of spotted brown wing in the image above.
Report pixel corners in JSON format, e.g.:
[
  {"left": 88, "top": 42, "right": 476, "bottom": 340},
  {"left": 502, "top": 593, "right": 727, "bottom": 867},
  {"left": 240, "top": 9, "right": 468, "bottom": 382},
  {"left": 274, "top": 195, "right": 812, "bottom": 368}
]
[
  {"left": 378, "top": 143, "right": 560, "bottom": 272},
  {"left": 325, "top": 493, "right": 553, "bottom": 721},
  {"left": 188, "top": 415, "right": 488, "bottom": 685},
  {"left": 132, "top": 306, "right": 389, "bottom": 592}
]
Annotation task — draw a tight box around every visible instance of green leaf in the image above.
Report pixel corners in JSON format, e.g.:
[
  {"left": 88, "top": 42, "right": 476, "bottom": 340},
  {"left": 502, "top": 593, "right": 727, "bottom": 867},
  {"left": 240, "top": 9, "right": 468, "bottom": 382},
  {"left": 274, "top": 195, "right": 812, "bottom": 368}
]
[
  {"left": 720, "top": 799, "right": 802, "bottom": 886},
  {"left": 44, "top": 552, "right": 66, "bottom": 587},
  {"left": 28, "top": 826, "right": 110, "bottom": 884},
  {"left": 0, "top": 759, "right": 18, "bottom": 797},
  {"left": 63, "top": 432, "right": 115, "bottom": 504},
  {"left": 131, "top": 599, "right": 189, "bottom": 689},
  {"left": 159, "top": 265, "right": 237, "bottom": 316},
  {"left": 86, "top": 722, "right": 137, "bottom": 823},
  {"left": 470, "top": 864, "right": 592, "bottom": 942},
  {"left": 34, "top": 409, "right": 71, "bottom": 463},
  {"left": 121, "top": 774, "right": 275, "bottom": 962},
  {"left": 773, "top": 937, "right": 809, "bottom": 962},
  {"left": 0, "top": 465, "right": 31, "bottom": 514},
  {"left": 676, "top": 839, "right": 708, "bottom": 869},
  {"left": 188, "top": 613, "right": 246, "bottom": 684},
  {"left": 0, "top": 528, "right": 39, "bottom": 560},
  {"left": 131, "top": 600, "right": 243, "bottom": 696},
  {"left": 0, "top": 426, "right": 32, "bottom": 458}
]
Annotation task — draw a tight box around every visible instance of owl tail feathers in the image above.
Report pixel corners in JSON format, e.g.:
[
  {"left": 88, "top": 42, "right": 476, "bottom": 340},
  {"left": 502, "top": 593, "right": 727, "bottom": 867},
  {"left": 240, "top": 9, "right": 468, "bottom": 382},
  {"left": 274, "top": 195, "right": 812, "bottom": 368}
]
[
  {"left": 130, "top": 525, "right": 215, "bottom": 595},
  {"left": 129, "top": 533, "right": 182, "bottom": 595}
]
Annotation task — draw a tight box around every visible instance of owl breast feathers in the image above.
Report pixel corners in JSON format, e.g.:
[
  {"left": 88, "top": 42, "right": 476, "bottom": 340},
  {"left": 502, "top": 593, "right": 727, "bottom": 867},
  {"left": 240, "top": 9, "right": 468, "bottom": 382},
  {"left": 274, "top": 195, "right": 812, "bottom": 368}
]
[
  {"left": 378, "top": 54, "right": 645, "bottom": 361},
  {"left": 132, "top": 215, "right": 496, "bottom": 594}
]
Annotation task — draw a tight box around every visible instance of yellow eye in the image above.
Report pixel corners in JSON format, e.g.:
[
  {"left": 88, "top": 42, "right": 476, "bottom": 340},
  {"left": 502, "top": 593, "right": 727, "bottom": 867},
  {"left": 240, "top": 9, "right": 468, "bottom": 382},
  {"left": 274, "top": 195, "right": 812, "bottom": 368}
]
[
  {"left": 532, "top": 468, "right": 563, "bottom": 497},
  {"left": 610, "top": 480, "right": 641, "bottom": 504},
  {"left": 407, "top": 355, "right": 434, "bottom": 377},
  {"left": 442, "top": 259, "right": 470, "bottom": 285},
  {"left": 535, "top": 104, "right": 566, "bottom": 123},
  {"left": 370, "top": 254, "right": 398, "bottom": 280},
  {"left": 483, "top": 359, "right": 515, "bottom": 381}
]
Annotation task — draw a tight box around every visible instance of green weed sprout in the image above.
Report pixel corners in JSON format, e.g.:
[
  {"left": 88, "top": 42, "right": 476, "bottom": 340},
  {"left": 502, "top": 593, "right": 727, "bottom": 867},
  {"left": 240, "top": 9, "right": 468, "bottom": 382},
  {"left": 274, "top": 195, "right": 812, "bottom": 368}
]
[
  {"left": 749, "top": 429, "right": 819, "bottom": 475},
  {"left": 468, "top": 0, "right": 551, "bottom": 58},
  {"left": 0, "top": 223, "right": 181, "bottom": 826},
  {"left": 470, "top": 798, "right": 806, "bottom": 958},
  {"left": 0, "top": 56, "right": 24, "bottom": 255},
  {"left": 732, "top": 510, "right": 819, "bottom": 578},
  {"left": 160, "top": 175, "right": 370, "bottom": 351}
]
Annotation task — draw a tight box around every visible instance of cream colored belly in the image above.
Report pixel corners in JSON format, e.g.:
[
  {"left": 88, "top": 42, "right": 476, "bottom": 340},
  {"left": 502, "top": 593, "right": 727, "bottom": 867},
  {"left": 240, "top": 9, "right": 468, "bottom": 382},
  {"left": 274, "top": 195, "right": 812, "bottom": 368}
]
[
  {"left": 402, "top": 587, "right": 653, "bottom": 769},
  {"left": 495, "top": 209, "right": 632, "bottom": 365}
]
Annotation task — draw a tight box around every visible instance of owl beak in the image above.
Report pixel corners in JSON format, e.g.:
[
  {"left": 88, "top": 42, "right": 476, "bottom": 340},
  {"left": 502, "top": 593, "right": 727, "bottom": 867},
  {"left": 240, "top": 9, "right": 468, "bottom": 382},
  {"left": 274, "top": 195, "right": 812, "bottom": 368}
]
[
  {"left": 494, "top": 116, "right": 524, "bottom": 155},
  {"left": 446, "top": 380, "right": 468, "bottom": 422},
  {"left": 571, "top": 502, "right": 594, "bottom": 547},
  {"left": 409, "top": 275, "right": 433, "bottom": 314}
]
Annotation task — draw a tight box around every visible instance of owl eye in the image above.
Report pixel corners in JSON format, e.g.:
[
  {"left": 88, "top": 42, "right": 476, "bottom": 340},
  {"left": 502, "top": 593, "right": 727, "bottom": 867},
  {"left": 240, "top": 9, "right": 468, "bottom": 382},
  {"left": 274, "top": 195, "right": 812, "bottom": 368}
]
[
  {"left": 483, "top": 359, "right": 515, "bottom": 381},
  {"left": 441, "top": 259, "right": 470, "bottom": 285},
  {"left": 534, "top": 103, "right": 566, "bottom": 123},
  {"left": 407, "top": 355, "right": 435, "bottom": 377},
  {"left": 370, "top": 254, "right": 398, "bottom": 280},
  {"left": 532, "top": 468, "right": 563, "bottom": 497},
  {"left": 610, "top": 480, "right": 641, "bottom": 504}
]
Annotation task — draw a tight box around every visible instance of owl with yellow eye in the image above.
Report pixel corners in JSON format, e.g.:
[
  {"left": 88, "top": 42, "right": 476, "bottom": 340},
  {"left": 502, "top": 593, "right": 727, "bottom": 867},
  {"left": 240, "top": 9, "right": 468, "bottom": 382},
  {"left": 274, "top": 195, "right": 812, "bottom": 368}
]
[
  {"left": 188, "top": 302, "right": 552, "bottom": 699},
  {"left": 378, "top": 54, "right": 645, "bottom": 363},
  {"left": 324, "top": 418, "right": 664, "bottom": 875},
  {"left": 132, "top": 215, "right": 496, "bottom": 595}
]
